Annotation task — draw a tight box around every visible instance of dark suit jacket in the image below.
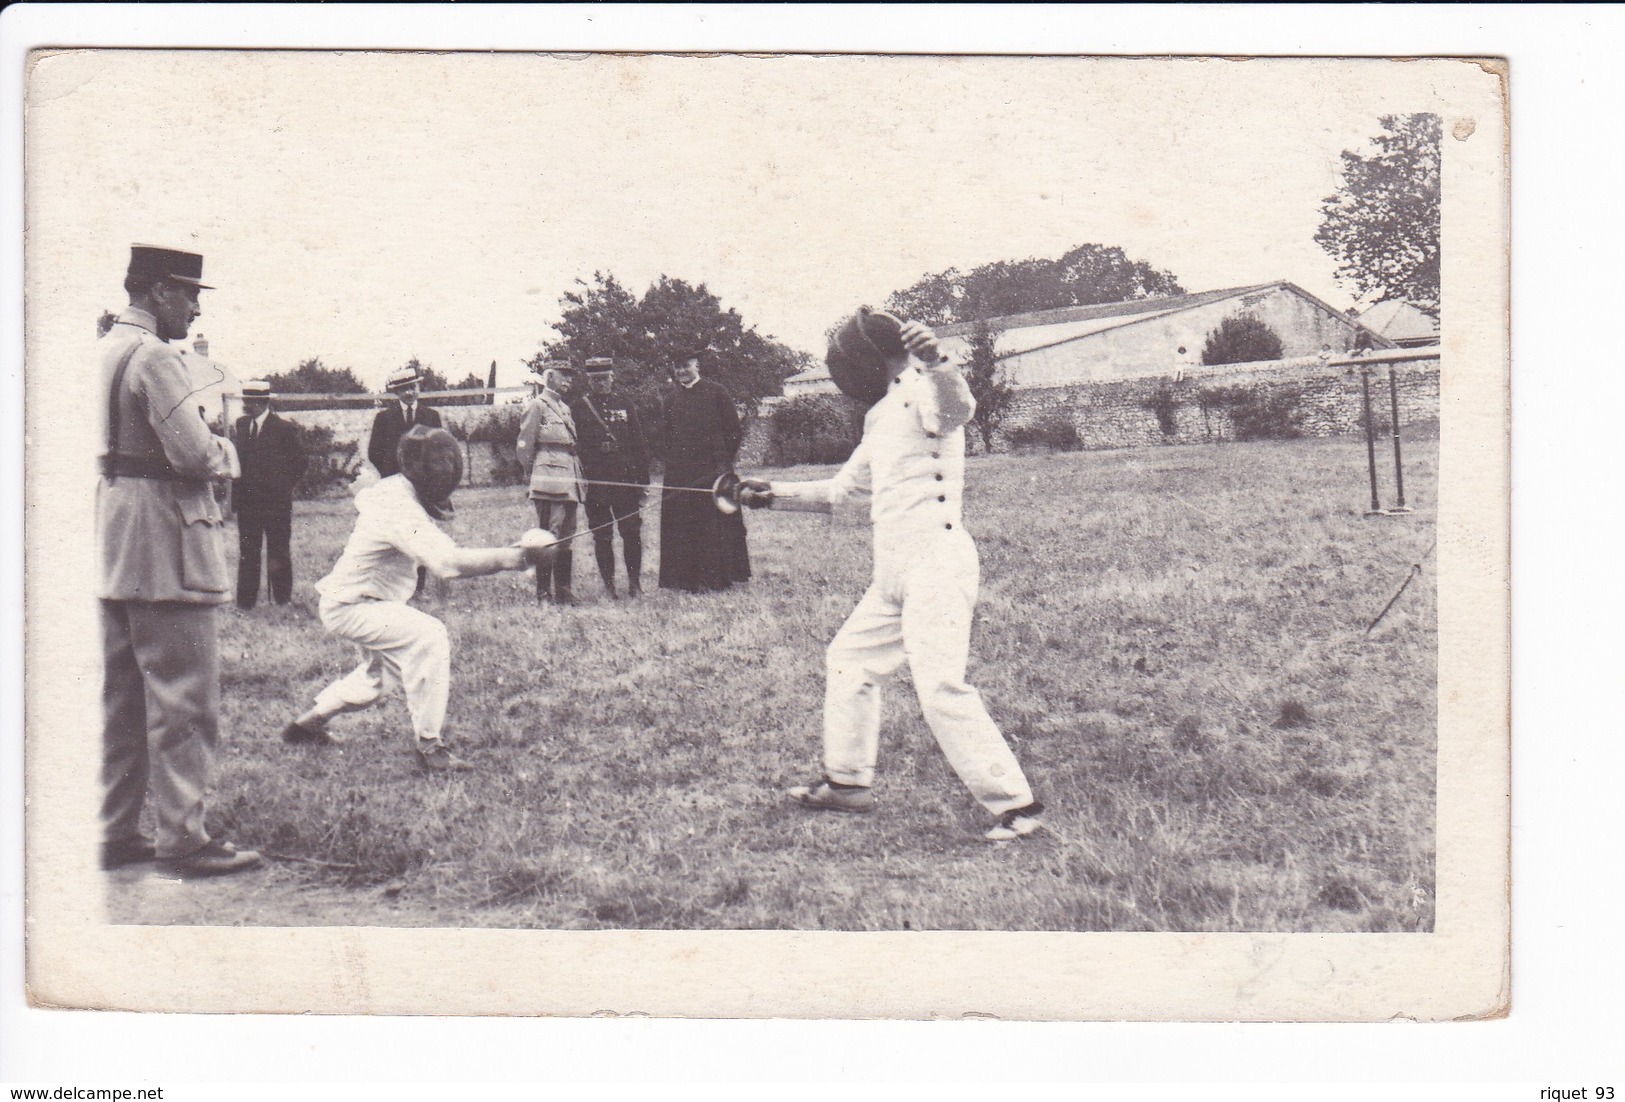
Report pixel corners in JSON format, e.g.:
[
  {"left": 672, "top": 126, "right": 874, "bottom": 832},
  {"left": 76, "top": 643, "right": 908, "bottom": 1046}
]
[
  {"left": 367, "top": 401, "right": 443, "bottom": 477},
  {"left": 232, "top": 411, "right": 305, "bottom": 502}
]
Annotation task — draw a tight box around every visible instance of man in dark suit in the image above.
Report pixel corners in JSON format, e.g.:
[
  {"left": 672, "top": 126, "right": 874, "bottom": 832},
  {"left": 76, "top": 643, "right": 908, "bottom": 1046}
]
[
  {"left": 368, "top": 365, "right": 443, "bottom": 477},
  {"left": 232, "top": 379, "right": 305, "bottom": 608},
  {"left": 368, "top": 365, "right": 445, "bottom": 595}
]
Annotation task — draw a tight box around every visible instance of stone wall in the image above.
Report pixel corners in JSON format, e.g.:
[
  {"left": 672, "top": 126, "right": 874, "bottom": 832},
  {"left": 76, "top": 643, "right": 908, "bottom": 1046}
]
[
  {"left": 740, "top": 351, "right": 1440, "bottom": 467},
  {"left": 994, "top": 350, "right": 1440, "bottom": 451}
]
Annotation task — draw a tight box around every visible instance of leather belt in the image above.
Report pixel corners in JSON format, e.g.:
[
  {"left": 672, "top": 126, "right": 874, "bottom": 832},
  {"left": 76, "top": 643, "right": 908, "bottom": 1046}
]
[{"left": 100, "top": 454, "right": 203, "bottom": 483}]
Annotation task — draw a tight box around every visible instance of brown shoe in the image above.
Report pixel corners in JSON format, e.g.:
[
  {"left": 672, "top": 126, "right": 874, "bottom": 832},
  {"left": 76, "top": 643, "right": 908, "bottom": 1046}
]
[{"left": 158, "top": 838, "right": 263, "bottom": 879}]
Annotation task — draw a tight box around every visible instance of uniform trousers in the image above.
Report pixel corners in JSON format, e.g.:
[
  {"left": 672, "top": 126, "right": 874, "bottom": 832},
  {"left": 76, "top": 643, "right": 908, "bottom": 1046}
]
[
  {"left": 583, "top": 487, "right": 643, "bottom": 588},
  {"left": 822, "top": 527, "right": 1034, "bottom": 815},
  {"left": 236, "top": 494, "right": 293, "bottom": 607},
  {"left": 100, "top": 599, "right": 220, "bottom": 859},
  {"left": 531, "top": 497, "right": 577, "bottom": 598},
  {"left": 311, "top": 598, "right": 451, "bottom": 745}
]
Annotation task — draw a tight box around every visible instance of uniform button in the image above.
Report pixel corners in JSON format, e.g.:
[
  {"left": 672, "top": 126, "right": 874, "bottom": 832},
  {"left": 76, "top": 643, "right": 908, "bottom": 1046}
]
[
  {"left": 931, "top": 452, "right": 940, "bottom": 459},
  {"left": 938, "top": 495, "right": 946, "bottom": 502},
  {"left": 903, "top": 402, "right": 911, "bottom": 408},
  {"left": 935, "top": 474, "right": 943, "bottom": 481},
  {"left": 926, "top": 432, "right": 937, "bottom": 439},
  {"left": 945, "top": 523, "right": 953, "bottom": 530}
]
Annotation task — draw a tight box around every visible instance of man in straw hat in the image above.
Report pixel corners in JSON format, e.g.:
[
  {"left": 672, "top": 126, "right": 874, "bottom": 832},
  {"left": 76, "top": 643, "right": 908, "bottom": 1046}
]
[
  {"left": 232, "top": 379, "right": 306, "bottom": 608},
  {"left": 727, "top": 310, "right": 1045, "bottom": 842},
  {"left": 282, "top": 427, "right": 554, "bottom": 771},
  {"left": 570, "top": 356, "right": 651, "bottom": 599},
  {"left": 367, "top": 364, "right": 443, "bottom": 477},
  {"left": 368, "top": 364, "right": 444, "bottom": 596},
  {"left": 97, "top": 244, "right": 262, "bottom": 876}
]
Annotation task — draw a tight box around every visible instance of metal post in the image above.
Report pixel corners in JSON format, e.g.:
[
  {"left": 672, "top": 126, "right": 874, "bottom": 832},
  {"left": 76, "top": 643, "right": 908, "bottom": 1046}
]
[
  {"left": 1387, "top": 367, "right": 1412, "bottom": 514},
  {"left": 1361, "top": 370, "right": 1385, "bottom": 516}
]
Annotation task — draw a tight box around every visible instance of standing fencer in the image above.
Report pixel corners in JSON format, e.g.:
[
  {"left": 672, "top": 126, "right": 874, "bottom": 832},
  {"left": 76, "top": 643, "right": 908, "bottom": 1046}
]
[
  {"left": 731, "top": 310, "right": 1044, "bottom": 841},
  {"left": 281, "top": 427, "right": 553, "bottom": 771}
]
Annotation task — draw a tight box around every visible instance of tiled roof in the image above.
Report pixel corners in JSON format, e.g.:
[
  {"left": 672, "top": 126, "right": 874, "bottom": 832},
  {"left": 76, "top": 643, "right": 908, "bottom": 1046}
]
[{"left": 933, "top": 282, "right": 1284, "bottom": 339}]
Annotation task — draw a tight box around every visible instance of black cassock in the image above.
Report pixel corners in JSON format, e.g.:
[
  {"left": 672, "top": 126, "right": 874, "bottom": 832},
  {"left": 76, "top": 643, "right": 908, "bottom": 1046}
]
[{"left": 657, "top": 378, "right": 751, "bottom": 592}]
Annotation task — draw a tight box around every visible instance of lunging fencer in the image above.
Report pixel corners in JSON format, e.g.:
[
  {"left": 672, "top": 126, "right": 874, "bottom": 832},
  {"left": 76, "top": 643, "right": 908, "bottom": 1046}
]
[
  {"left": 282, "top": 427, "right": 557, "bottom": 771},
  {"left": 727, "top": 309, "right": 1045, "bottom": 841}
]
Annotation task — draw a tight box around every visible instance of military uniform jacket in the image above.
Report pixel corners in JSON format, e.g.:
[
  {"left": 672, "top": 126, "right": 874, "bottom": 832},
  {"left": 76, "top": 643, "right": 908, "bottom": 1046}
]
[
  {"left": 367, "top": 401, "right": 443, "bottom": 477},
  {"left": 516, "top": 390, "right": 584, "bottom": 501},
  {"left": 232, "top": 411, "right": 305, "bottom": 502},
  {"left": 569, "top": 392, "right": 650, "bottom": 488},
  {"left": 96, "top": 308, "right": 239, "bottom": 604}
]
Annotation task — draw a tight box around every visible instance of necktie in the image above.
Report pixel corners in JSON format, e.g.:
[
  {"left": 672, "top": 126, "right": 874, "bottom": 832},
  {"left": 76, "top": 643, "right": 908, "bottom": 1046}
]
[{"left": 249, "top": 421, "right": 258, "bottom": 442}]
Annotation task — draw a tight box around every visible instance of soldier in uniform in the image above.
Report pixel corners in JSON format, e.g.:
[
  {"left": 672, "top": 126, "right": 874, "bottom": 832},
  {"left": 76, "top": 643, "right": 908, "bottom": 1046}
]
[
  {"left": 569, "top": 357, "right": 651, "bottom": 598},
  {"left": 232, "top": 379, "right": 306, "bottom": 608},
  {"left": 97, "top": 245, "right": 261, "bottom": 877},
  {"left": 515, "top": 363, "right": 582, "bottom": 604}
]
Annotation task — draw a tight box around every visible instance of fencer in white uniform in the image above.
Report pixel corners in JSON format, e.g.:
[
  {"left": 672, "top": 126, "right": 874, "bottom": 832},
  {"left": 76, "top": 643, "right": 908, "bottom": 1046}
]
[
  {"left": 282, "top": 427, "right": 543, "bottom": 771},
  {"left": 736, "top": 312, "right": 1044, "bottom": 841}
]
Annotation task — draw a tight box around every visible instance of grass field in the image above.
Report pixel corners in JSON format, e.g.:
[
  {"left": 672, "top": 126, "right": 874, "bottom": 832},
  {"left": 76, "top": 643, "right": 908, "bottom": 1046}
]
[{"left": 108, "top": 429, "right": 1438, "bottom": 932}]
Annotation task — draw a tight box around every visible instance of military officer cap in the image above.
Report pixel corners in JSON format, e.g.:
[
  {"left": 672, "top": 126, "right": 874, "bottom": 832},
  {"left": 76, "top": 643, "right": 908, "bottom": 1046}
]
[
  {"left": 585, "top": 357, "right": 615, "bottom": 373},
  {"left": 127, "top": 244, "right": 214, "bottom": 289}
]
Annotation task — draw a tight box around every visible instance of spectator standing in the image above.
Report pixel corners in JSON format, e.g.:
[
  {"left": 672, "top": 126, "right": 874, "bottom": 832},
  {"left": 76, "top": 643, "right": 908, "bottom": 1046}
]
[
  {"left": 516, "top": 363, "right": 583, "bottom": 604},
  {"left": 232, "top": 379, "right": 305, "bottom": 608},
  {"left": 368, "top": 365, "right": 443, "bottom": 595},
  {"left": 656, "top": 352, "right": 750, "bottom": 592},
  {"left": 570, "top": 357, "right": 650, "bottom": 599},
  {"left": 97, "top": 244, "right": 260, "bottom": 877}
]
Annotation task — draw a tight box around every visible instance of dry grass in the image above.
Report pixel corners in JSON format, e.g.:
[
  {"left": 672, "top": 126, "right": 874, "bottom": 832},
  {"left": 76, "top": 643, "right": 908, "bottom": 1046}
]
[{"left": 182, "top": 429, "right": 1436, "bottom": 932}]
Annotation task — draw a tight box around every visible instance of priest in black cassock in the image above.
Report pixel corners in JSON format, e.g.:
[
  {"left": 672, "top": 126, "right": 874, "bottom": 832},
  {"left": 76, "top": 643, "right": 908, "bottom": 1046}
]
[{"left": 656, "top": 352, "right": 751, "bottom": 592}]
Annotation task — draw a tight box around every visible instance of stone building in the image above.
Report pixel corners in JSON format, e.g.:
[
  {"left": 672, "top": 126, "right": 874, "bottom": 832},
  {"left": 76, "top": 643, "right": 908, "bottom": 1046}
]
[
  {"left": 782, "top": 280, "right": 1396, "bottom": 394},
  {"left": 1356, "top": 300, "right": 1440, "bottom": 348}
]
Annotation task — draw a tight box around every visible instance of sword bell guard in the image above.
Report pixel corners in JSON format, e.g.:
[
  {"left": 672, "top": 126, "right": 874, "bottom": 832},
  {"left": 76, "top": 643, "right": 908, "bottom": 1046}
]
[{"left": 712, "top": 470, "right": 744, "bottom": 514}]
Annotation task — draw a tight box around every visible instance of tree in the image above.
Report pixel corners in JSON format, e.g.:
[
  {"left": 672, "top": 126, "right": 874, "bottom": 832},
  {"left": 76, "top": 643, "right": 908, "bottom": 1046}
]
[
  {"left": 1315, "top": 113, "right": 1441, "bottom": 318},
  {"left": 533, "top": 272, "right": 808, "bottom": 417},
  {"left": 884, "top": 243, "right": 1184, "bottom": 326},
  {"left": 965, "top": 320, "right": 1012, "bottom": 454},
  {"left": 1201, "top": 315, "right": 1285, "bottom": 367},
  {"left": 264, "top": 357, "right": 369, "bottom": 395}
]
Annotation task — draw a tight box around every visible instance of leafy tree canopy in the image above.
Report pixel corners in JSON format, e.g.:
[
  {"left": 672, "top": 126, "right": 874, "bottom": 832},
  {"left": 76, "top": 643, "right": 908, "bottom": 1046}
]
[
  {"left": 884, "top": 243, "right": 1185, "bottom": 327},
  {"left": 1201, "top": 315, "right": 1285, "bottom": 367},
  {"left": 264, "top": 357, "right": 369, "bottom": 395},
  {"left": 1315, "top": 113, "right": 1441, "bottom": 318},
  {"left": 533, "top": 272, "right": 814, "bottom": 413}
]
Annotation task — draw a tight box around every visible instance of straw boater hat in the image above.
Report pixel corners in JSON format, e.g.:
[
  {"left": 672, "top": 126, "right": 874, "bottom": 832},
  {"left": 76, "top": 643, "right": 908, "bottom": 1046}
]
[
  {"left": 241, "top": 380, "right": 272, "bottom": 399},
  {"left": 385, "top": 366, "right": 422, "bottom": 393},
  {"left": 127, "top": 244, "right": 215, "bottom": 289}
]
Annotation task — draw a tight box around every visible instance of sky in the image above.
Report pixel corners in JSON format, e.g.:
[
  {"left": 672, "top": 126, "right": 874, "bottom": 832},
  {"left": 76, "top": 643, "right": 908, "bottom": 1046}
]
[{"left": 28, "top": 53, "right": 1461, "bottom": 392}]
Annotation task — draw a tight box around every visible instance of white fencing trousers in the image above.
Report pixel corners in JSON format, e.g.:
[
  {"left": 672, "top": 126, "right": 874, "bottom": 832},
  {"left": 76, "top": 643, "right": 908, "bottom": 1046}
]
[
  {"left": 822, "top": 528, "right": 1035, "bottom": 814},
  {"left": 312, "top": 598, "right": 451, "bottom": 745}
]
